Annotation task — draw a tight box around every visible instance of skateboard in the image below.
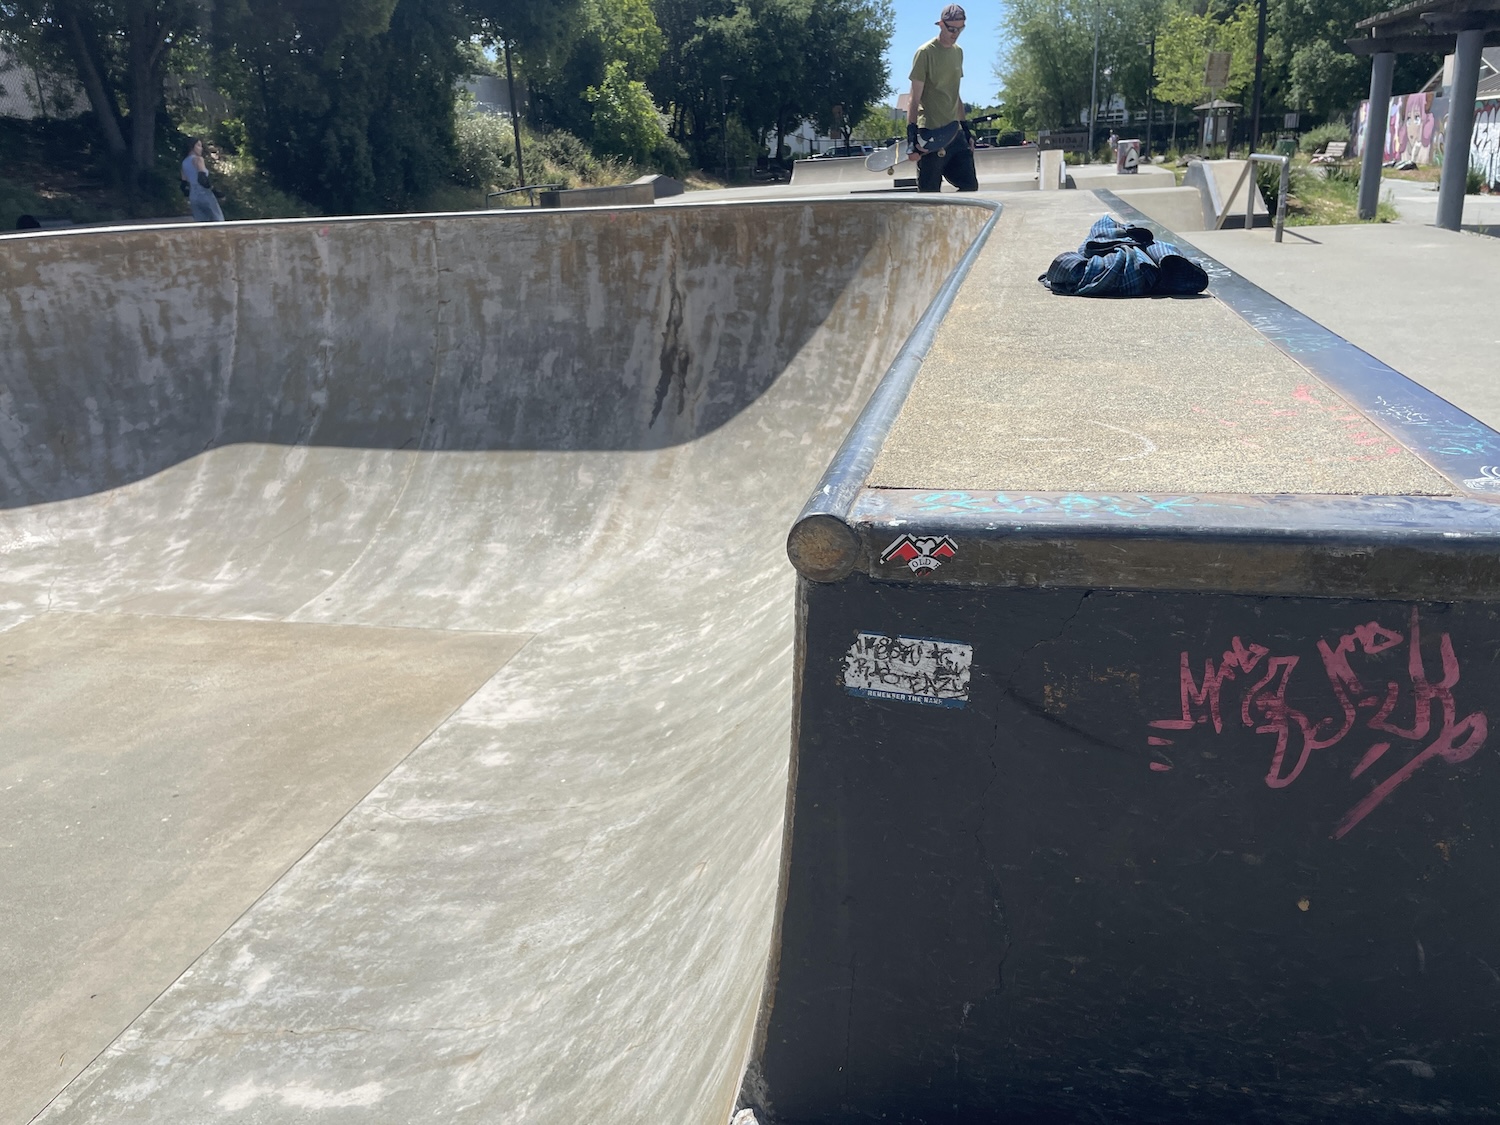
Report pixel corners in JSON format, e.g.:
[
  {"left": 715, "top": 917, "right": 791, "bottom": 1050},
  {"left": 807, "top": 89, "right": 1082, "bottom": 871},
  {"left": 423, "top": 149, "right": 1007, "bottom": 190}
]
[{"left": 864, "top": 120, "right": 965, "bottom": 175}]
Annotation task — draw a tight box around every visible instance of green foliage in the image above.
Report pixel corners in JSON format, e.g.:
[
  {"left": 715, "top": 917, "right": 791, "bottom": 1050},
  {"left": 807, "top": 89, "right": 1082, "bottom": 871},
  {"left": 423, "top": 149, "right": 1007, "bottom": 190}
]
[
  {"left": 1153, "top": 2, "right": 1257, "bottom": 107},
  {"left": 211, "top": 150, "right": 319, "bottom": 218},
  {"left": 997, "top": 0, "right": 1173, "bottom": 131},
  {"left": 1, "top": 0, "right": 211, "bottom": 196},
  {"left": 1297, "top": 120, "right": 1348, "bottom": 153},
  {"left": 592, "top": 0, "right": 665, "bottom": 76},
  {"left": 1253, "top": 156, "right": 1283, "bottom": 212},
  {"left": 1467, "top": 165, "right": 1484, "bottom": 195},
  {"left": 997, "top": 0, "right": 1442, "bottom": 145},
  {"left": 651, "top": 0, "right": 892, "bottom": 169},
  {"left": 586, "top": 58, "right": 668, "bottom": 164},
  {"left": 217, "top": 0, "right": 468, "bottom": 214},
  {"left": 1274, "top": 0, "right": 1440, "bottom": 118},
  {"left": 854, "top": 103, "right": 901, "bottom": 143},
  {"left": 995, "top": 0, "right": 1094, "bottom": 130},
  {"left": 453, "top": 105, "right": 520, "bottom": 190},
  {"left": 1284, "top": 159, "right": 1396, "bottom": 224},
  {"left": 0, "top": 176, "right": 46, "bottom": 230},
  {"left": 523, "top": 0, "right": 664, "bottom": 142}
]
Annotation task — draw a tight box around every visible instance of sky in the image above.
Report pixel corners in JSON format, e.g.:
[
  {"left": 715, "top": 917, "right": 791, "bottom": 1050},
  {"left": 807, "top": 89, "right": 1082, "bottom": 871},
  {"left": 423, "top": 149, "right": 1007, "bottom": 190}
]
[{"left": 884, "top": 0, "right": 1007, "bottom": 108}]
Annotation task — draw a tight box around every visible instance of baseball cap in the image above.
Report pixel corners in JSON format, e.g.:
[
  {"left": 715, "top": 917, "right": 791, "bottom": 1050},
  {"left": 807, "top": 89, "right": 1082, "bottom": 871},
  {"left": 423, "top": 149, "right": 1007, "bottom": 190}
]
[{"left": 937, "top": 4, "right": 966, "bottom": 22}]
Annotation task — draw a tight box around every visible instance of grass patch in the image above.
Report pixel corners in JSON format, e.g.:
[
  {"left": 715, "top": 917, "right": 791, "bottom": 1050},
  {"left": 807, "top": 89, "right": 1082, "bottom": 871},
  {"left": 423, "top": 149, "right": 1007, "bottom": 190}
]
[
  {"left": 1284, "top": 161, "right": 1397, "bottom": 225},
  {"left": 1383, "top": 164, "right": 1441, "bottom": 183}
]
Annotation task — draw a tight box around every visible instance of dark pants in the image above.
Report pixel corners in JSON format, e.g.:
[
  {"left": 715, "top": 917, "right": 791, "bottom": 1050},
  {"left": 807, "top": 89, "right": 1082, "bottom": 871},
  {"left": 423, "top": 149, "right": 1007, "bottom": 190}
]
[{"left": 917, "top": 143, "right": 978, "bottom": 193}]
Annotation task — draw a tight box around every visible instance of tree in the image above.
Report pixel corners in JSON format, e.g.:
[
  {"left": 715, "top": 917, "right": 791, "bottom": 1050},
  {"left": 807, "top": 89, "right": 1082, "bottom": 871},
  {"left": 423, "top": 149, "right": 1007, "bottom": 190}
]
[
  {"left": 215, "top": 0, "right": 451, "bottom": 212},
  {"left": 650, "top": 0, "right": 891, "bottom": 168},
  {"left": 1153, "top": 2, "right": 1257, "bottom": 107},
  {"left": 524, "top": 0, "right": 663, "bottom": 143},
  {"left": 802, "top": 0, "right": 891, "bottom": 143},
  {"left": 585, "top": 57, "right": 670, "bottom": 164},
  {"left": 996, "top": 0, "right": 1103, "bottom": 130},
  {"left": 0, "top": 0, "right": 209, "bottom": 195},
  {"left": 1271, "top": 0, "right": 1439, "bottom": 118}
]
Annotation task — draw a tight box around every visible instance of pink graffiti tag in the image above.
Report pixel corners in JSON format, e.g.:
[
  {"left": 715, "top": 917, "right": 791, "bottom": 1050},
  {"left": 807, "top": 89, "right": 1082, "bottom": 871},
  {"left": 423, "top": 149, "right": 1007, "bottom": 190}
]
[{"left": 1147, "top": 609, "right": 1487, "bottom": 838}]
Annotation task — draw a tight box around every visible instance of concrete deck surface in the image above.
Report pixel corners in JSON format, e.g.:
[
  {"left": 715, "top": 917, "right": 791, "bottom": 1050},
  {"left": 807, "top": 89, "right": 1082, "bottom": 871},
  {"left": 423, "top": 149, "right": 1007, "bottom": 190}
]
[
  {"left": 1, "top": 200, "right": 987, "bottom": 1125},
  {"left": 870, "top": 190, "right": 1451, "bottom": 495}
]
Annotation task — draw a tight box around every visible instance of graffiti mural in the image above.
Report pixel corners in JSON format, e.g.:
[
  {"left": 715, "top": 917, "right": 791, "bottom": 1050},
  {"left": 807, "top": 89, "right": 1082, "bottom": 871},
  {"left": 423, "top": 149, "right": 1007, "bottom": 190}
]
[
  {"left": 1353, "top": 91, "right": 1498, "bottom": 186},
  {"left": 1474, "top": 100, "right": 1500, "bottom": 187}
]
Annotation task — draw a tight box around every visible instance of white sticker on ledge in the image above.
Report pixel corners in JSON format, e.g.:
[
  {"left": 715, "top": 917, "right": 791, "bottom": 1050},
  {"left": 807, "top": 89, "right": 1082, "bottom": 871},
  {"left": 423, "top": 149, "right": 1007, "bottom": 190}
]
[{"left": 842, "top": 632, "right": 972, "bottom": 709}]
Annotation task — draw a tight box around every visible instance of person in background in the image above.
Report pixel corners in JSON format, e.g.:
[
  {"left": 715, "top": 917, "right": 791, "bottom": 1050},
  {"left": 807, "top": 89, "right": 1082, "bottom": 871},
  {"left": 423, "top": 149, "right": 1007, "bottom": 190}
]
[
  {"left": 905, "top": 4, "right": 977, "bottom": 194},
  {"left": 181, "top": 138, "right": 225, "bottom": 223}
]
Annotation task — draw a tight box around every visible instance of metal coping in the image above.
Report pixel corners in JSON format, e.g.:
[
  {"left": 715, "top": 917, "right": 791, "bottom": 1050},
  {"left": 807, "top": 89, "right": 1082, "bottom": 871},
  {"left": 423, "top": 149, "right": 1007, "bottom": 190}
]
[
  {"left": 787, "top": 190, "right": 1500, "bottom": 593},
  {"left": 0, "top": 193, "right": 967, "bottom": 239},
  {"left": 785, "top": 197, "right": 1003, "bottom": 580}
]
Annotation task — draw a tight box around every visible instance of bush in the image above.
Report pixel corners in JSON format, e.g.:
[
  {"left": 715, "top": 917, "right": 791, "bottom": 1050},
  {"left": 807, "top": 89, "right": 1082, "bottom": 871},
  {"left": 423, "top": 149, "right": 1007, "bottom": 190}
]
[
  {"left": 454, "top": 110, "right": 521, "bottom": 192},
  {"left": 1466, "top": 165, "right": 1484, "bottom": 195},
  {"left": 586, "top": 61, "right": 670, "bottom": 168},
  {"left": 1299, "top": 121, "right": 1350, "bottom": 154},
  {"left": 650, "top": 136, "right": 689, "bottom": 180},
  {"left": 454, "top": 107, "right": 668, "bottom": 204},
  {"left": 212, "top": 152, "right": 317, "bottom": 219}
]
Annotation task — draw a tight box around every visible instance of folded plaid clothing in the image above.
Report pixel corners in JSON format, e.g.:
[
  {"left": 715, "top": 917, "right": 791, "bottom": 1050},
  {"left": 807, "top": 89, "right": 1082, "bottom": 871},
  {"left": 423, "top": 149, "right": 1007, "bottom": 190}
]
[{"left": 1040, "top": 215, "right": 1209, "bottom": 297}]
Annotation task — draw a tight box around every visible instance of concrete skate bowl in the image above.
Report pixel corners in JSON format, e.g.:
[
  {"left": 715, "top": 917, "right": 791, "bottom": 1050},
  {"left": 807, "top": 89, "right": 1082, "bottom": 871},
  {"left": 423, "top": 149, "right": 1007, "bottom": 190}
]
[{"left": 0, "top": 199, "right": 993, "bottom": 1125}]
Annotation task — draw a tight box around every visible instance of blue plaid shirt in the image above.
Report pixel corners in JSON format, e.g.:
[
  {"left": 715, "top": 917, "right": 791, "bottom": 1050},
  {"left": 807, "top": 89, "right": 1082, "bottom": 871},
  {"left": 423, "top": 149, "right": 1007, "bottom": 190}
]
[{"left": 1040, "top": 215, "right": 1209, "bottom": 297}]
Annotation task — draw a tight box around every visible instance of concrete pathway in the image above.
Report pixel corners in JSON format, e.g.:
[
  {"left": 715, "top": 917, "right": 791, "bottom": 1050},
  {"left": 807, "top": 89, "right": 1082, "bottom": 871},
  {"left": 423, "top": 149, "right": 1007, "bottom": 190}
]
[
  {"left": 1377, "top": 172, "right": 1500, "bottom": 232},
  {"left": 1188, "top": 220, "right": 1500, "bottom": 430}
]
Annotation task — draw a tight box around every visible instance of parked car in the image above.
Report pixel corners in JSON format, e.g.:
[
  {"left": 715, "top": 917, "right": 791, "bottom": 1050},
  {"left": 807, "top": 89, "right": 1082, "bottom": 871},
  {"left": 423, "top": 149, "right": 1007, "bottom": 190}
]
[{"left": 811, "top": 145, "right": 873, "bottom": 159}]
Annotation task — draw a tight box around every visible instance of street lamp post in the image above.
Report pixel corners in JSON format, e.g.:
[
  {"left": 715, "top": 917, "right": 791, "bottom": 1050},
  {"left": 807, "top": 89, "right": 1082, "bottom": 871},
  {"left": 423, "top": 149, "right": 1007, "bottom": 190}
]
[
  {"left": 720, "top": 74, "right": 732, "bottom": 181},
  {"left": 503, "top": 38, "right": 526, "bottom": 190},
  {"left": 1088, "top": 2, "right": 1101, "bottom": 158},
  {"left": 1249, "top": 0, "right": 1268, "bottom": 153},
  {"left": 1144, "top": 32, "right": 1156, "bottom": 159}
]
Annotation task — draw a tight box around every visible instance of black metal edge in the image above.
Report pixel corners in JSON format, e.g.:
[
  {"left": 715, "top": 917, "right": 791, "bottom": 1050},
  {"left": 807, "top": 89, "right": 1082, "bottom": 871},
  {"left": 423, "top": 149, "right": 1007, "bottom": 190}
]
[
  {"left": 1095, "top": 188, "right": 1500, "bottom": 494},
  {"left": 851, "top": 522, "right": 1500, "bottom": 600},
  {"left": 785, "top": 198, "right": 1003, "bottom": 581}
]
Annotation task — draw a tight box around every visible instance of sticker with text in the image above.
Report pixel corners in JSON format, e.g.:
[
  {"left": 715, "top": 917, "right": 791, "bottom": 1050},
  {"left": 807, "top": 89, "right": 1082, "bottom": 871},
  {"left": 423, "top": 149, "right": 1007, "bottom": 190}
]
[
  {"left": 880, "top": 534, "right": 957, "bottom": 574},
  {"left": 843, "top": 632, "right": 972, "bottom": 708}
]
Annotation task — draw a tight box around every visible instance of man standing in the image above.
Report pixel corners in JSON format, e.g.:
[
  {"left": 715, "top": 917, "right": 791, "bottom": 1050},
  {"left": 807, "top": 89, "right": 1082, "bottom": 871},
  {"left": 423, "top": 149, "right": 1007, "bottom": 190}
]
[{"left": 906, "top": 4, "right": 977, "bottom": 193}]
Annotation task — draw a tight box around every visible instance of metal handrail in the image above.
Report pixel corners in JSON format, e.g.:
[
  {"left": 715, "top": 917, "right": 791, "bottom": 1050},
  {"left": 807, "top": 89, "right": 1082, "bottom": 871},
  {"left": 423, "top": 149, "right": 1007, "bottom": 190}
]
[
  {"left": 484, "top": 184, "right": 565, "bottom": 209},
  {"left": 1245, "top": 153, "right": 1289, "bottom": 242}
]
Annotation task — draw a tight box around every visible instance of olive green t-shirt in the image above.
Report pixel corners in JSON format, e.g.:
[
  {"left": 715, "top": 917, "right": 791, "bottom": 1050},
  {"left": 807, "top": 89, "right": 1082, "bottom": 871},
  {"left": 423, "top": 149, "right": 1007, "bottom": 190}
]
[{"left": 909, "top": 40, "right": 963, "bottom": 129}]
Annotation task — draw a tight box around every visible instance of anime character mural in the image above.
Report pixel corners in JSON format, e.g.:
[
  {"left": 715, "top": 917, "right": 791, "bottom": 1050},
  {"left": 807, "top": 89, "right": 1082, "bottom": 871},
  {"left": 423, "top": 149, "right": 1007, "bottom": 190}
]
[{"left": 1397, "top": 91, "right": 1437, "bottom": 165}]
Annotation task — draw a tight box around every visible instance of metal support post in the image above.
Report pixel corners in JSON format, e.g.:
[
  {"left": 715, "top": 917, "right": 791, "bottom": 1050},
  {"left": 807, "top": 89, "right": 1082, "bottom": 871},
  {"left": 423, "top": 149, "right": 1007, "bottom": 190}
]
[
  {"left": 1435, "top": 28, "right": 1485, "bottom": 231},
  {"left": 1144, "top": 34, "right": 1155, "bottom": 160},
  {"left": 1247, "top": 152, "right": 1289, "bottom": 242},
  {"left": 1357, "top": 51, "right": 1394, "bottom": 220}
]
